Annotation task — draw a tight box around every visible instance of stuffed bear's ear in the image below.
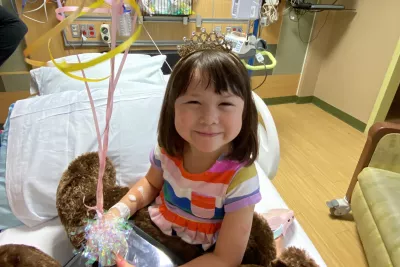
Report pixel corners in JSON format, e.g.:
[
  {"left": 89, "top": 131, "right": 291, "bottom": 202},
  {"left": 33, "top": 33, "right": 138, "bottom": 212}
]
[{"left": 273, "top": 247, "right": 320, "bottom": 267}]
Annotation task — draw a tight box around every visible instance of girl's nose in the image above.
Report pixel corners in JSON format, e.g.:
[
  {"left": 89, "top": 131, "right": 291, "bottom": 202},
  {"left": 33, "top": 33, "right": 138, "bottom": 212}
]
[{"left": 199, "top": 106, "right": 218, "bottom": 125}]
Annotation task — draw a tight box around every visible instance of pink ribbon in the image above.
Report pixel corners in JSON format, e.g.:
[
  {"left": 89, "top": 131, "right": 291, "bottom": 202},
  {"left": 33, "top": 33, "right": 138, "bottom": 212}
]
[
  {"left": 55, "top": 6, "right": 111, "bottom": 21},
  {"left": 94, "top": 1, "right": 137, "bottom": 217},
  {"left": 55, "top": 0, "right": 66, "bottom": 19},
  {"left": 60, "top": 1, "right": 138, "bottom": 217}
]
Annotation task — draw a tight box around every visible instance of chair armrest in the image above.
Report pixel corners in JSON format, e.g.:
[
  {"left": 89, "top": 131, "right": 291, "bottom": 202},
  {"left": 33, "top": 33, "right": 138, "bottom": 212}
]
[{"left": 346, "top": 122, "right": 400, "bottom": 202}]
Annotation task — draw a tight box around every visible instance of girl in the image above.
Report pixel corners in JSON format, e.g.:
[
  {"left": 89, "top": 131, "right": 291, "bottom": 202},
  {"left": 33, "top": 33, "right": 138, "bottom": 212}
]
[{"left": 106, "top": 49, "right": 284, "bottom": 267}]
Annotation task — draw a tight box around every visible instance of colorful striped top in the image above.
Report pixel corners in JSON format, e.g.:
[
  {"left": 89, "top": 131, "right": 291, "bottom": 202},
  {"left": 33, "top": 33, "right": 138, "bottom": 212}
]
[{"left": 148, "top": 145, "right": 262, "bottom": 250}]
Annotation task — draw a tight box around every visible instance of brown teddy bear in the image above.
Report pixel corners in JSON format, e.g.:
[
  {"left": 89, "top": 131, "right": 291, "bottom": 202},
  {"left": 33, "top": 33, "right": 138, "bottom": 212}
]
[
  {"left": 0, "top": 244, "right": 61, "bottom": 267},
  {"left": 54, "top": 152, "right": 319, "bottom": 267}
]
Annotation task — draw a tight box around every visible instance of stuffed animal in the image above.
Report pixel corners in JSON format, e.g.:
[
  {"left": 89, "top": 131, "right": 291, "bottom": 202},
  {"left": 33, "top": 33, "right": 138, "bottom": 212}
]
[
  {"left": 0, "top": 244, "right": 61, "bottom": 267},
  {"left": 54, "top": 152, "right": 319, "bottom": 267},
  {"left": 56, "top": 152, "right": 129, "bottom": 248}
]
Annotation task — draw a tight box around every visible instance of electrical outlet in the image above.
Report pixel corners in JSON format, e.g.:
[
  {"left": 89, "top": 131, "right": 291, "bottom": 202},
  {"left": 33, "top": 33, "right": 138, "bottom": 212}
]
[
  {"left": 100, "top": 24, "right": 111, "bottom": 44},
  {"left": 231, "top": 26, "right": 243, "bottom": 32},
  {"left": 87, "top": 24, "right": 96, "bottom": 38},
  {"left": 70, "top": 24, "right": 80, "bottom": 38},
  {"left": 71, "top": 24, "right": 78, "bottom": 32},
  {"left": 80, "top": 24, "right": 88, "bottom": 37}
]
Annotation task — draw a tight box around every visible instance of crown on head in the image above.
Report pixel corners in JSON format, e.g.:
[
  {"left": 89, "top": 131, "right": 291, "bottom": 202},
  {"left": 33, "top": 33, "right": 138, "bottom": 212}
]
[{"left": 177, "top": 28, "right": 233, "bottom": 57}]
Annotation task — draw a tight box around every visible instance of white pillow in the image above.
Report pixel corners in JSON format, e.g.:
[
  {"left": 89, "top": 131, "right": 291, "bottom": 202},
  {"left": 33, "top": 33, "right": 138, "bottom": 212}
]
[
  {"left": 163, "top": 74, "right": 171, "bottom": 84},
  {"left": 6, "top": 80, "right": 165, "bottom": 227},
  {"left": 30, "top": 53, "right": 132, "bottom": 95},
  {"left": 30, "top": 54, "right": 166, "bottom": 96}
]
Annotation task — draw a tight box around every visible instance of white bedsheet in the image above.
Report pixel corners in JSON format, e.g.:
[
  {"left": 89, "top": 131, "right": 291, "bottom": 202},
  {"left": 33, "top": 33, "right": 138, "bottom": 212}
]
[
  {"left": 6, "top": 82, "right": 165, "bottom": 228},
  {"left": 254, "top": 164, "right": 326, "bottom": 266},
  {"left": 0, "top": 217, "right": 74, "bottom": 265},
  {"left": 0, "top": 163, "right": 326, "bottom": 266}
]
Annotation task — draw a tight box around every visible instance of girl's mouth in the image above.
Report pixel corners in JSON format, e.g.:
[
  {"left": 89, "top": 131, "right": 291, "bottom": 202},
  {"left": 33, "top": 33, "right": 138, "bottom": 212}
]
[{"left": 195, "top": 131, "right": 221, "bottom": 137}]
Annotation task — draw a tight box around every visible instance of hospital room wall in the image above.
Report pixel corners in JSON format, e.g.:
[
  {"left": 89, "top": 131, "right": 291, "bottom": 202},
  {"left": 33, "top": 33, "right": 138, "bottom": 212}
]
[
  {"left": 253, "top": 5, "right": 315, "bottom": 100},
  {"left": 61, "top": 0, "right": 314, "bottom": 100},
  {"left": 297, "top": 0, "right": 400, "bottom": 131},
  {"left": 0, "top": 0, "right": 316, "bottom": 124}
]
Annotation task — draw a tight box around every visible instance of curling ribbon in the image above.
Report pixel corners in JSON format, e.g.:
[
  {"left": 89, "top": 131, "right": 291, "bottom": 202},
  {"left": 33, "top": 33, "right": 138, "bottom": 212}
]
[
  {"left": 23, "top": 0, "right": 101, "bottom": 65},
  {"left": 55, "top": 6, "right": 111, "bottom": 21},
  {"left": 89, "top": 0, "right": 136, "bottom": 217},
  {"left": 94, "top": 0, "right": 121, "bottom": 215},
  {"left": 52, "top": 0, "right": 142, "bottom": 73},
  {"left": 23, "top": 0, "right": 142, "bottom": 83},
  {"left": 23, "top": 1, "right": 139, "bottom": 261},
  {"left": 84, "top": 1, "right": 137, "bottom": 216},
  {"left": 22, "top": 0, "right": 140, "bottom": 216},
  {"left": 79, "top": 3, "right": 135, "bottom": 263},
  {"left": 51, "top": 0, "right": 142, "bottom": 81}
]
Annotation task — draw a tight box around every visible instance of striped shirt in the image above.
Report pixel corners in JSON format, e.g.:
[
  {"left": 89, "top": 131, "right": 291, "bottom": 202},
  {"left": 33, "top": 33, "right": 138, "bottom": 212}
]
[{"left": 148, "top": 145, "right": 261, "bottom": 250}]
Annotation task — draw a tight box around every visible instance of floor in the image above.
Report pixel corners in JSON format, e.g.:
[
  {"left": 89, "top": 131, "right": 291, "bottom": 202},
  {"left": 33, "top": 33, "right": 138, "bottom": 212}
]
[{"left": 268, "top": 103, "right": 369, "bottom": 267}]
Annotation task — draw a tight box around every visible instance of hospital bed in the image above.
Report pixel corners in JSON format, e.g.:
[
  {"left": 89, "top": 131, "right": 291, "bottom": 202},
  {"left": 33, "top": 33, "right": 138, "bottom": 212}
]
[{"left": 0, "top": 53, "right": 326, "bottom": 267}]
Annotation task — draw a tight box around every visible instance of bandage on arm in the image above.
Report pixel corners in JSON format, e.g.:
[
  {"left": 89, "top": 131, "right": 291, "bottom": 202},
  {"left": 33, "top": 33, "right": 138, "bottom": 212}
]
[{"left": 110, "top": 166, "right": 163, "bottom": 218}]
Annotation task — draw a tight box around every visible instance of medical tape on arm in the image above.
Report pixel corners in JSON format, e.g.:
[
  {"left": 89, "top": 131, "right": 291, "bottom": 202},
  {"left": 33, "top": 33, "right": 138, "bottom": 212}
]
[
  {"left": 112, "top": 186, "right": 145, "bottom": 219},
  {"left": 111, "top": 202, "right": 131, "bottom": 219},
  {"left": 128, "top": 186, "right": 145, "bottom": 206}
]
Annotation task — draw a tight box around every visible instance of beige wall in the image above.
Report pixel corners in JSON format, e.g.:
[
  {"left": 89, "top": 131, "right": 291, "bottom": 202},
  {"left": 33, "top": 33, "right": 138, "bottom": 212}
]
[
  {"left": 299, "top": 0, "right": 400, "bottom": 123},
  {"left": 296, "top": 5, "right": 335, "bottom": 97}
]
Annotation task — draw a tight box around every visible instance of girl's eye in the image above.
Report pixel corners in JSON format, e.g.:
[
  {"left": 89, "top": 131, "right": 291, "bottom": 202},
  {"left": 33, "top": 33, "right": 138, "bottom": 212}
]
[
  {"left": 187, "top": 101, "right": 200, "bottom": 105},
  {"left": 220, "top": 102, "right": 233, "bottom": 106}
]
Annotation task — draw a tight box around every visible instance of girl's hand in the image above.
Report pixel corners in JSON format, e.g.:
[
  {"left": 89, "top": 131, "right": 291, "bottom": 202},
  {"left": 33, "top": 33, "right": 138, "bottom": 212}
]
[
  {"left": 103, "top": 207, "right": 122, "bottom": 221},
  {"left": 85, "top": 209, "right": 122, "bottom": 250},
  {"left": 115, "top": 254, "right": 136, "bottom": 267}
]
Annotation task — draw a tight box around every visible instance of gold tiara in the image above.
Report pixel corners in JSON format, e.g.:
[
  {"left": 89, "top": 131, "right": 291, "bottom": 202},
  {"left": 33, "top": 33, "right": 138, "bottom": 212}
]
[{"left": 177, "top": 28, "right": 233, "bottom": 57}]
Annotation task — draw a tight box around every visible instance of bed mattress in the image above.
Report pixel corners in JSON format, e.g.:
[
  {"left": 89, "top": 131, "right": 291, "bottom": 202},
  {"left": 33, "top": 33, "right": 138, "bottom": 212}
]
[{"left": 0, "top": 163, "right": 326, "bottom": 266}]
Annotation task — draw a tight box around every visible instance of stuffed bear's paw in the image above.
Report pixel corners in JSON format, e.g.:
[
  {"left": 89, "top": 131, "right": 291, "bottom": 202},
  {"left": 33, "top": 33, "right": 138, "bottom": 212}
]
[
  {"left": 0, "top": 244, "right": 61, "bottom": 267},
  {"left": 242, "top": 212, "right": 276, "bottom": 266}
]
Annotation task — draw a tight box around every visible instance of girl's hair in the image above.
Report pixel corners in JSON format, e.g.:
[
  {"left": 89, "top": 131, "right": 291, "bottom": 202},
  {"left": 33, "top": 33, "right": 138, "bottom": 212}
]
[{"left": 157, "top": 49, "right": 259, "bottom": 165}]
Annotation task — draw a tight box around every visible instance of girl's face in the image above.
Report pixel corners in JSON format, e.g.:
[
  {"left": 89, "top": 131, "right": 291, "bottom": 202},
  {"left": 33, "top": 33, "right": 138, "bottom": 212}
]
[{"left": 174, "top": 73, "right": 244, "bottom": 155}]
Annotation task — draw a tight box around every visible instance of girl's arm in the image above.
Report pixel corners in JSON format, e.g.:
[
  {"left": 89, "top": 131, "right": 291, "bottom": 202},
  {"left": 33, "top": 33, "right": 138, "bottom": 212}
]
[
  {"left": 181, "top": 205, "right": 255, "bottom": 267},
  {"left": 108, "top": 166, "right": 163, "bottom": 218}
]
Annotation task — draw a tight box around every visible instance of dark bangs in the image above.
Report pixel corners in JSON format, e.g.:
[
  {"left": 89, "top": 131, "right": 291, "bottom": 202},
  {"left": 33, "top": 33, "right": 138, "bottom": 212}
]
[{"left": 172, "top": 49, "right": 250, "bottom": 99}]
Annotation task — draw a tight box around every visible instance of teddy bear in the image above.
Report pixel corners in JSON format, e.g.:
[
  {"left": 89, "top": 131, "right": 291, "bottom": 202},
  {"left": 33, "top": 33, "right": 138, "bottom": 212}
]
[
  {"left": 0, "top": 244, "right": 61, "bottom": 267},
  {"left": 53, "top": 152, "right": 319, "bottom": 267}
]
